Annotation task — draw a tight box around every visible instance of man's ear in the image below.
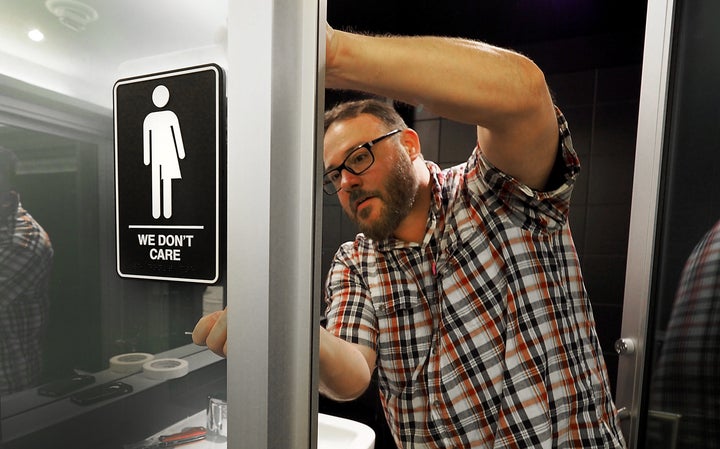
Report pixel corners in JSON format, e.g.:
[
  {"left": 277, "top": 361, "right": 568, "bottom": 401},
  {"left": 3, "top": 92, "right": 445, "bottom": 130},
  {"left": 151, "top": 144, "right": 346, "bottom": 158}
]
[{"left": 401, "top": 128, "right": 422, "bottom": 160}]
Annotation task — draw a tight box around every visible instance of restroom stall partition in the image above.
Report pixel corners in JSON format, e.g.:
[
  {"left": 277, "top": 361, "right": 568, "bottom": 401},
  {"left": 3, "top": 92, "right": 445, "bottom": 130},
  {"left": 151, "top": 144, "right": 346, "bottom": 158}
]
[
  {"left": 225, "top": 0, "right": 325, "bottom": 447},
  {"left": 617, "top": 0, "right": 720, "bottom": 447}
]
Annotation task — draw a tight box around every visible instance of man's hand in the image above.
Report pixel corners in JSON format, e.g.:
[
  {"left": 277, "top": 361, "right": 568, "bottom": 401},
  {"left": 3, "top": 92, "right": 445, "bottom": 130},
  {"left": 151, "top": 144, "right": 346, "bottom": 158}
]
[
  {"left": 192, "top": 309, "right": 228, "bottom": 357},
  {"left": 325, "top": 23, "right": 338, "bottom": 76}
]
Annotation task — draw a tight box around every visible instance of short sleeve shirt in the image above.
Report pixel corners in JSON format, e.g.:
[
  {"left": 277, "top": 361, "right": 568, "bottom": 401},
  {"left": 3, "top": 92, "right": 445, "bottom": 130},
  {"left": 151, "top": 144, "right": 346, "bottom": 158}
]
[
  {"left": 0, "top": 195, "right": 54, "bottom": 394},
  {"left": 324, "top": 109, "right": 626, "bottom": 448},
  {"left": 649, "top": 219, "right": 720, "bottom": 448}
]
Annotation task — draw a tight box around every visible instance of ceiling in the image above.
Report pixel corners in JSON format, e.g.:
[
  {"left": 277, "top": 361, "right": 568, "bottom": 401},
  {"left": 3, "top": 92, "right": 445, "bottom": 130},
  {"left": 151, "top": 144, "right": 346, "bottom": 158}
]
[{"left": 0, "top": 0, "right": 227, "bottom": 110}]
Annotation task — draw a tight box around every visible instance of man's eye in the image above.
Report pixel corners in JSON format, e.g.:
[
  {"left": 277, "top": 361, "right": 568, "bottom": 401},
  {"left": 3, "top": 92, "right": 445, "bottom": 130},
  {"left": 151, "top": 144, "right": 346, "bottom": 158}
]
[
  {"left": 348, "top": 150, "right": 369, "bottom": 167},
  {"left": 327, "top": 171, "right": 341, "bottom": 183}
]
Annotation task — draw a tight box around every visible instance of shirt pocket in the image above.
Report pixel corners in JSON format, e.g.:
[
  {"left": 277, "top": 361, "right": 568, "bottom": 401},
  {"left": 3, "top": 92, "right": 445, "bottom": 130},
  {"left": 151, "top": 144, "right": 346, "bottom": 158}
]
[{"left": 372, "top": 282, "right": 434, "bottom": 395}]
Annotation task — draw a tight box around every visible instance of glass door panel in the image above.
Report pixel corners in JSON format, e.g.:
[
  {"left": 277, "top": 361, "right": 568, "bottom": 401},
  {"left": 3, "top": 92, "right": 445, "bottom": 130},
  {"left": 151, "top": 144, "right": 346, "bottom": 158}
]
[
  {"left": 641, "top": 0, "right": 720, "bottom": 447},
  {"left": 618, "top": 0, "right": 720, "bottom": 447}
]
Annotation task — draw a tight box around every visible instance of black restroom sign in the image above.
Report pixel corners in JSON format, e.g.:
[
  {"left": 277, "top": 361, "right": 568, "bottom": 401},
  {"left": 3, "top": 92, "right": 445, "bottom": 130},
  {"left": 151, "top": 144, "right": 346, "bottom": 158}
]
[{"left": 114, "top": 64, "right": 223, "bottom": 283}]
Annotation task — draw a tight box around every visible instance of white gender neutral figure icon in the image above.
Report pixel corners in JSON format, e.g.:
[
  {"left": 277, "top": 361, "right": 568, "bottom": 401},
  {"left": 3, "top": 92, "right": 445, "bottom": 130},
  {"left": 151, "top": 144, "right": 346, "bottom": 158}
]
[{"left": 143, "top": 85, "right": 186, "bottom": 219}]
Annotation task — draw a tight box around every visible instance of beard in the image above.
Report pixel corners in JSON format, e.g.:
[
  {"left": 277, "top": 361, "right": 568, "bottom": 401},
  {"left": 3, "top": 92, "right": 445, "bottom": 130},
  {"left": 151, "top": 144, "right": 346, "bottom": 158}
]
[{"left": 347, "top": 153, "right": 419, "bottom": 241}]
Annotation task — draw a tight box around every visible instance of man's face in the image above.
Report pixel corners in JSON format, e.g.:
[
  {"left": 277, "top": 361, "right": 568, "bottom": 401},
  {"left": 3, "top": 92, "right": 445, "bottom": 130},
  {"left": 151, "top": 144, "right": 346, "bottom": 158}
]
[{"left": 324, "top": 115, "right": 418, "bottom": 241}]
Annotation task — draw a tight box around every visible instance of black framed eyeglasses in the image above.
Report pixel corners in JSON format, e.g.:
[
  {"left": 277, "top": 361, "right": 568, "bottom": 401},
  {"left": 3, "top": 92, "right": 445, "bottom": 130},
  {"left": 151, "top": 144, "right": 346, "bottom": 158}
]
[{"left": 322, "top": 129, "right": 402, "bottom": 195}]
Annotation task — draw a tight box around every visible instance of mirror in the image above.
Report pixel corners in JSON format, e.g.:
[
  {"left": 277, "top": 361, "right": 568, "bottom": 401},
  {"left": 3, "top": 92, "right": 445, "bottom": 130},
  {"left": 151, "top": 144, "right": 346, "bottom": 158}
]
[
  {"left": 0, "top": 118, "right": 218, "bottom": 391},
  {"left": 1, "top": 122, "right": 102, "bottom": 394},
  {"left": 0, "top": 0, "right": 228, "bottom": 430}
]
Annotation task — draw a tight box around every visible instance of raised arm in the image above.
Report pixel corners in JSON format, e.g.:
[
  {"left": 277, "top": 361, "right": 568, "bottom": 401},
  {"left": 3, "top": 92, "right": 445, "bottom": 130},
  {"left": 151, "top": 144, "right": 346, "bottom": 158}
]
[{"left": 325, "top": 25, "right": 559, "bottom": 190}]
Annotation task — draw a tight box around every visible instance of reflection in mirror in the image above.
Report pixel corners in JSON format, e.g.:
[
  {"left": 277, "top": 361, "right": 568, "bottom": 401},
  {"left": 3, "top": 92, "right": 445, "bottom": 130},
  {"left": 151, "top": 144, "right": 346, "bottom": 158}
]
[
  {"left": 0, "top": 146, "right": 54, "bottom": 394},
  {"left": 0, "top": 121, "right": 223, "bottom": 399},
  {"left": 0, "top": 123, "right": 101, "bottom": 392},
  {"left": 638, "top": 0, "right": 720, "bottom": 445},
  {"left": 646, "top": 220, "right": 720, "bottom": 448},
  {"left": 1, "top": 1, "right": 229, "bottom": 447}
]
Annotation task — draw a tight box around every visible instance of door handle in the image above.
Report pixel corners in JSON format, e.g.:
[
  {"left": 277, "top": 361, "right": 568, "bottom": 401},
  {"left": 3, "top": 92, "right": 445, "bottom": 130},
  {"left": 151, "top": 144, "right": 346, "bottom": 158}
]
[
  {"left": 614, "top": 338, "right": 636, "bottom": 355},
  {"left": 616, "top": 407, "right": 631, "bottom": 421}
]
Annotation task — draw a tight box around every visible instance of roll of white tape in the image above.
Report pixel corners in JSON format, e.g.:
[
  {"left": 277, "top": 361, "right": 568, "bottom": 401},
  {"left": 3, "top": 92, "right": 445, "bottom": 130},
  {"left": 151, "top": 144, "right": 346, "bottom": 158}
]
[
  {"left": 142, "top": 358, "right": 189, "bottom": 380},
  {"left": 109, "top": 353, "right": 155, "bottom": 374}
]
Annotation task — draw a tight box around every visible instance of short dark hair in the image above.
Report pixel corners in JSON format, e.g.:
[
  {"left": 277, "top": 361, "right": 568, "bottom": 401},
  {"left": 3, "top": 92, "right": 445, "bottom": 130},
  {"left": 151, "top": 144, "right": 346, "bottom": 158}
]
[
  {"left": 324, "top": 98, "right": 408, "bottom": 133},
  {"left": 0, "top": 147, "right": 18, "bottom": 189}
]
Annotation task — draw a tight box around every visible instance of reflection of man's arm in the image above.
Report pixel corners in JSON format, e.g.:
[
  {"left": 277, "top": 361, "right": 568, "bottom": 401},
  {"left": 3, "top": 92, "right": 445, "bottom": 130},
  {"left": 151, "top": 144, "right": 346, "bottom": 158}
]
[{"left": 319, "top": 326, "right": 376, "bottom": 402}]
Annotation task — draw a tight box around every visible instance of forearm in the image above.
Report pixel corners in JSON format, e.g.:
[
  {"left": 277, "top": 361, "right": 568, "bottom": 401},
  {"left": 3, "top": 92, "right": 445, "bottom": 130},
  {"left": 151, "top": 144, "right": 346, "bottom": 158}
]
[
  {"left": 319, "top": 326, "right": 375, "bottom": 401},
  {"left": 325, "top": 29, "right": 549, "bottom": 129}
]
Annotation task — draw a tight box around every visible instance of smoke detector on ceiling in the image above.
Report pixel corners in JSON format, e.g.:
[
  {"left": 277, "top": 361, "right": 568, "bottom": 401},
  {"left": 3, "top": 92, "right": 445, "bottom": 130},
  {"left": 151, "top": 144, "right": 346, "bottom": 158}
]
[{"left": 45, "top": 0, "right": 99, "bottom": 32}]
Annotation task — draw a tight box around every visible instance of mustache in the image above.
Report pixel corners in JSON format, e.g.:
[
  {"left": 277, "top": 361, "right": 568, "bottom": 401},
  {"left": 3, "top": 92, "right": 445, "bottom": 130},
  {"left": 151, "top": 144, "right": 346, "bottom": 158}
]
[{"left": 348, "top": 189, "right": 381, "bottom": 206}]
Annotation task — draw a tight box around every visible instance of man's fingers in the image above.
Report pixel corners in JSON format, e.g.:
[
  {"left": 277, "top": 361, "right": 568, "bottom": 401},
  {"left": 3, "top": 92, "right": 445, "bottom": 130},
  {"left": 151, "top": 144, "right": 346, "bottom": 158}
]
[
  {"left": 192, "top": 309, "right": 224, "bottom": 346},
  {"left": 205, "top": 310, "right": 228, "bottom": 357}
]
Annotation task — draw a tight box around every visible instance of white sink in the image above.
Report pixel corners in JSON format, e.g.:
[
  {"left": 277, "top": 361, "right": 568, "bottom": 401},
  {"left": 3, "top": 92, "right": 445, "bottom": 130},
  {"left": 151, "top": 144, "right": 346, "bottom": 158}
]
[{"left": 318, "top": 413, "right": 375, "bottom": 449}]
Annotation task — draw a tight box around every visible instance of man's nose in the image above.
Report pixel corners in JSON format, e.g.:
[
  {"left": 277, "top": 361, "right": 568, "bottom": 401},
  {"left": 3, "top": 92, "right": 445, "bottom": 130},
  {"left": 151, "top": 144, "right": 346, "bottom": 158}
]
[{"left": 339, "top": 168, "right": 361, "bottom": 191}]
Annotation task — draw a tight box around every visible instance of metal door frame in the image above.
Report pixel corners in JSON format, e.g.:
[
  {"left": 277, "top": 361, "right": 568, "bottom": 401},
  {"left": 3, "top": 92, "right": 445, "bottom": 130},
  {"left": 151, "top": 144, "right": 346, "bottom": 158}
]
[
  {"left": 615, "top": 0, "right": 676, "bottom": 446},
  {"left": 225, "top": 0, "right": 325, "bottom": 448}
]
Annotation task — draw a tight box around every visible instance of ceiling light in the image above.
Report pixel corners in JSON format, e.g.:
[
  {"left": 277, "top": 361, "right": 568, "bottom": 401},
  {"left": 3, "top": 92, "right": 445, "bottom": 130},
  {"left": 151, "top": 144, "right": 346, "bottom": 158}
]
[{"left": 28, "top": 29, "right": 45, "bottom": 42}]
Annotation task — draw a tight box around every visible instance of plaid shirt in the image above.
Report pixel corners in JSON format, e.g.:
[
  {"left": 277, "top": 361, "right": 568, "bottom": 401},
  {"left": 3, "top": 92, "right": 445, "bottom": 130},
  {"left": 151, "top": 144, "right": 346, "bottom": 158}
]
[
  {"left": 324, "top": 110, "right": 625, "bottom": 448},
  {"left": 0, "top": 193, "right": 53, "bottom": 394},
  {"left": 649, "top": 219, "right": 720, "bottom": 448}
]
